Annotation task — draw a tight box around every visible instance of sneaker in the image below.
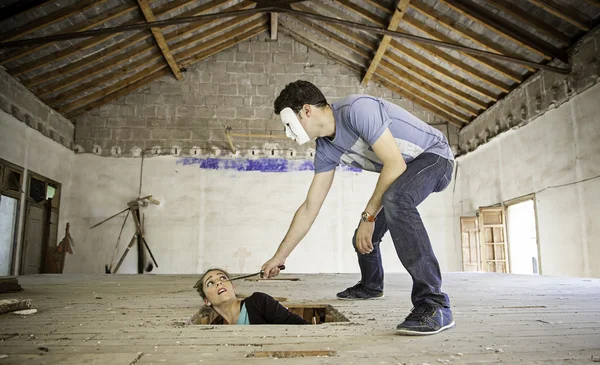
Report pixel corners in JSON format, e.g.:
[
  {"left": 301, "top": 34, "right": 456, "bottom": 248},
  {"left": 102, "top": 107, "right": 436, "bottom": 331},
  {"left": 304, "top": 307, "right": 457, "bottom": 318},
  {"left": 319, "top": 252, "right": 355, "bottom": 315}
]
[
  {"left": 396, "top": 301, "right": 455, "bottom": 335},
  {"left": 336, "top": 282, "right": 384, "bottom": 300}
]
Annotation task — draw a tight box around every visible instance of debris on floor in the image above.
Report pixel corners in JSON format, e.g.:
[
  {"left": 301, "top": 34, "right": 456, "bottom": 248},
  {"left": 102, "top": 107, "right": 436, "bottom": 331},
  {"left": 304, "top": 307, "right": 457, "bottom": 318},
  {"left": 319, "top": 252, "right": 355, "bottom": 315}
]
[
  {"left": 13, "top": 309, "right": 37, "bottom": 315},
  {"left": 0, "top": 299, "right": 32, "bottom": 314}
]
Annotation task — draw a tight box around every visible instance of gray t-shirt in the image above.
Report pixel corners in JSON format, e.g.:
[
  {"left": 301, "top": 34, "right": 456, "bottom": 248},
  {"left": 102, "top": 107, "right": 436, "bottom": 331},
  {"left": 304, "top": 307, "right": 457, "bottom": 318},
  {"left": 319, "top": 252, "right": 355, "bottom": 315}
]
[{"left": 314, "top": 95, "right": 454, "bottom": 173}]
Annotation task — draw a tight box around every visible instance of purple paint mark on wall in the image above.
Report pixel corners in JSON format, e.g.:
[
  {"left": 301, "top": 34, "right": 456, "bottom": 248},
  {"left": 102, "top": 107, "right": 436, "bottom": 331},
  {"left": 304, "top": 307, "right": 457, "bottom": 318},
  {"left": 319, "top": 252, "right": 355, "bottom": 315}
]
[{"left": 176, "top": 157, "right": 361, "bottom": 173}]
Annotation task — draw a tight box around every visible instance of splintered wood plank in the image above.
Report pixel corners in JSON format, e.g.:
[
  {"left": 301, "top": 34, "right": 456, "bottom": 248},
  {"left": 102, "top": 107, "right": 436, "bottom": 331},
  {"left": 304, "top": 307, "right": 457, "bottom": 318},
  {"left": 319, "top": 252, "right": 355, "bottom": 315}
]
[
  {"left": 409, "top": 0, "right": 536, "bottom": 73},
  {"left": 527, "top": 0, "right": 591, "bottom": 30},
  {"left": 374, "top": 69, "right": 469, "bottom": 126},
  {"left": 1, "top": 2, "right": 137, "bottom": 64},
  {"left": 0, "top": 0, "right": 100, "bottom": 42},
  {"left": 361, "top": 0, "right": 411, "bottom": 86},
  {"left": 440, "top": 0, "right": 568, "bottom": 62},
  {"left": 137, "top": 0, "right": 183, "bottom": 80},
  {"left": 247, "top": 350, "right": 337, "bottom": 358}
]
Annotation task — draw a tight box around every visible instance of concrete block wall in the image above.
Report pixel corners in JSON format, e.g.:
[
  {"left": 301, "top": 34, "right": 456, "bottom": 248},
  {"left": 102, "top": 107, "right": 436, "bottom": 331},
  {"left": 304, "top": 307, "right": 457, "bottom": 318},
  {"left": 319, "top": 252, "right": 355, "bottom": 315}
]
[
  {"left": 0, "top": 68, "right": 74, "bottom": 149},
  {"left": 459, "top": 25, "right": 600, "bottom": 155},
  {"left": 73, "top": 32, "right": 459, "bottom": 158}
]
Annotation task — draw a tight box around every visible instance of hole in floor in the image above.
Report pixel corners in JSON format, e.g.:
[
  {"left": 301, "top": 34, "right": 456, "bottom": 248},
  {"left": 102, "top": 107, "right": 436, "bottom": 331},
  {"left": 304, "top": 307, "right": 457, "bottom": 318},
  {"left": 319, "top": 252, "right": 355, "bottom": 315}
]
[
  {"left": 246, "top": 350, "right": 337, "bottom": 358},
  {"left": 190, "top": 303, "right": 350, "bottom": 325}
]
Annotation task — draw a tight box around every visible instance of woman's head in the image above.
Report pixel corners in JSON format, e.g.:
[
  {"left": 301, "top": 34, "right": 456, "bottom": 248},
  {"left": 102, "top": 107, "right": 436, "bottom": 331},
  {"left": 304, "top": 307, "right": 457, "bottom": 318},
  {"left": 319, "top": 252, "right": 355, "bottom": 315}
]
[{"left": 193, "top": 268, "right": 237, "bottom": 307}]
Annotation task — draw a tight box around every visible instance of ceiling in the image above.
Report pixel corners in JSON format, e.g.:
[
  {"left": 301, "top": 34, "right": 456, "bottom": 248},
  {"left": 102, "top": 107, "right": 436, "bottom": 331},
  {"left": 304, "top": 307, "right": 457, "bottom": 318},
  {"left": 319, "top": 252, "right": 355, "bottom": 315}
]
[{"left": 0, "top": 0, "right": 598, "bottom": 129}]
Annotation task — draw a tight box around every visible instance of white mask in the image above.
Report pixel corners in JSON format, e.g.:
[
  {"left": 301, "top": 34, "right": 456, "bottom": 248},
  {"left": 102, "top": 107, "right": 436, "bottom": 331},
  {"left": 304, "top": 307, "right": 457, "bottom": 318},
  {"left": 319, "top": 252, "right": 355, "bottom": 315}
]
[{"left": 280, "top": 107, "right": 311, "bottom": 145}]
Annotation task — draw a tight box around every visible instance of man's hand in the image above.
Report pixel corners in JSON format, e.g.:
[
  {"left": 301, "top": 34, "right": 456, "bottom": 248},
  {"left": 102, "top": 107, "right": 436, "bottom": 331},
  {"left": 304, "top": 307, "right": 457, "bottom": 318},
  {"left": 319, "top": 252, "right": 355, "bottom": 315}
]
[
  {"left": 261, "top": 256, "right": 286, "bottom": 278},
  {"left": 355, "top": 220, "right": 375, "bottom": 254}
]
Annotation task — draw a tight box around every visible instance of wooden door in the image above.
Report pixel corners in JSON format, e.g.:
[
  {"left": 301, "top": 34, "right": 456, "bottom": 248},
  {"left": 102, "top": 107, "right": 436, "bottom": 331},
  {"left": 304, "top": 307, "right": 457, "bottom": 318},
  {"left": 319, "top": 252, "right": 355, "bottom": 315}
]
[
  {"left": 460, "top": 216, "right": 480, "bottom": 272},
  {"left": 478, "top": 207, "right": 509, "bottom": 273}
]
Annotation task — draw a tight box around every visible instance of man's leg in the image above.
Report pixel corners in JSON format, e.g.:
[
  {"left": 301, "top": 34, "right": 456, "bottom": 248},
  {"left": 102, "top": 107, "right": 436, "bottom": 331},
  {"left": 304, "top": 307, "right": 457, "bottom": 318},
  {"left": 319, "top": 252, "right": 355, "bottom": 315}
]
[
  {"left": 337, "top": 209, "right": 388, "bottom": 299},
  {"left": 381, "top": 153, "right": 454, "bottom": 334}
]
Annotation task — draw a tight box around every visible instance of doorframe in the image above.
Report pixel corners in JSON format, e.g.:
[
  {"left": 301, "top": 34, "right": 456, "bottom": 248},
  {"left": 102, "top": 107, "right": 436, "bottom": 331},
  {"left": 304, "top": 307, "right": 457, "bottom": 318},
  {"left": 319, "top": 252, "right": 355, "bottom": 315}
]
[
  {"left": 0, "top": 158, "right": 24, "bottom": 275},
  {"left": 19, "top": 170, "right": 61, "bottom": 275},
  {"left": 503, "top": 194, "right": 542, "bottom": 275}
]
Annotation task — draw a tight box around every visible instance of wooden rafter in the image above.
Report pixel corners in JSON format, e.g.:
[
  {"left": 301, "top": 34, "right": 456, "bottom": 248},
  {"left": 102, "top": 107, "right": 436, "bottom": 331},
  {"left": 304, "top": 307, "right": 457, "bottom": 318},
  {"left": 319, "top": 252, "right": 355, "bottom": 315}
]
[
  {"left": 279, "top": 24, "right": 466, "bottom": 127},
  {"left": 361, "top": 0, "right": 393, "bottom": 14},
  {"left": 2, "top": 3, "right": 137, "bottom": 65},
  {"left": 582, "top": 0, "right": 600, "bottom": 7},
  {"left": 409, "top": 0, "right": 535, "bottom": 72},
  {"left": 271, "top": 12, "right": 279, "bottom": 40},
  {"left": 389, "top": 40, "right": 498, "bottom": 101},
  {"left": 9, "top": 0, "right": 229, "bottom": 77},
  {"left": 440, "top": 0, "right": 568, "bottom": 63},
  {"left": 374, "top": 71, "right": 467, "bottom": 127},
  {"left": 335, "top": 0, "right": 385, "bottom": 26},
  {"left": 379, "top": 58, "right": 479, "bottom": 116},
  {"left": 333, "top": 0, "right": 523, "bottom": 84},
  {"left": 403, "top": 16, "right": 524, "bottom": 83},
  {"left": 66, "top": 25, "right": 267, "bottom": 118},
  {"left": 137, "top": 0, "right": 183, "bottom": 80},
  {"left": 383, "top": 52, "right": 488, "bottom": 110},
  {"left": 288, "top": 15, "right": 476, "bottom": 120},
  {"left": 45, "top": 15, "right": 263, "bottom": 104},
  {"left": 361, "top": 0, "right": 411, "bottom": 87},
  {"left": 0, "top": 0, "right": 53, "bottom": 23},
  {"left": 526, "top": 0, "right": 591, "bottom": 31},
  {"left": 484, "top": 0, "right": 571, "bottom": 45},
  {"left": 0, "top": 0, "right": 100, "bottom": 42}
]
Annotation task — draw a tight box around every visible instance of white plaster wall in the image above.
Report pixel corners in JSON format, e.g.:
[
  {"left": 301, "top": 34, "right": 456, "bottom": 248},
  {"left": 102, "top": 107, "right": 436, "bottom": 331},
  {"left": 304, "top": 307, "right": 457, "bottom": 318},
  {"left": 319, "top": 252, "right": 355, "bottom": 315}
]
[
  {"left": 0, "top": 110, "right": 74, "bottom": 274},
  {"left": 65, "top": 154, "right": 458, "bottom": 275},
  {"left": 454, "top": 83, "right": 600, "bottom": 278}
]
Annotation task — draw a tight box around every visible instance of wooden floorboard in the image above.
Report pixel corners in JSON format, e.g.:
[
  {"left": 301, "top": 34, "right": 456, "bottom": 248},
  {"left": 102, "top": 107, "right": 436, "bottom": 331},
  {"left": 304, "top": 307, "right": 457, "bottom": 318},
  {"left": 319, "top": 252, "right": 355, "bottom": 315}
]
[{"left": 0, "top": 273, "right": 598, "bottom": 364}]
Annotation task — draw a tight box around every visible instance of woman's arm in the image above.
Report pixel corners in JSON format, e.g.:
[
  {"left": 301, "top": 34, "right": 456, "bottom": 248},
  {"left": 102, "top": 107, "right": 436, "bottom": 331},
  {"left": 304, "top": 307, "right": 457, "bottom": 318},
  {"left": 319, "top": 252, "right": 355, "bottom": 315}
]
[{"left": 247, "top": 292, "right": 308, "bottom": 325}]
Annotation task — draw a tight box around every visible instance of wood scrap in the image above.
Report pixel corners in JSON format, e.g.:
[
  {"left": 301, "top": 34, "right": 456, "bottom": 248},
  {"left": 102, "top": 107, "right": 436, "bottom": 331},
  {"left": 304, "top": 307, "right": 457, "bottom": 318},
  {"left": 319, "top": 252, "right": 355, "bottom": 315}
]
[
  {"left": 0, "top": 277, "right": 23, "bottom": 293},
  {"left": 0, "top": 299, "right": 32, "bottom": 314}
]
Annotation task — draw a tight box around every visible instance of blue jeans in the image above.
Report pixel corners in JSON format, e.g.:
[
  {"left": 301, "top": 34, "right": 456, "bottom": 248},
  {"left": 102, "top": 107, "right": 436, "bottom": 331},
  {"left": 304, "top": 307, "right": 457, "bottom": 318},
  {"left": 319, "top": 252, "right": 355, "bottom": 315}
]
[{"left": 352, "top": 153, "right": 453, "bottom": 307}]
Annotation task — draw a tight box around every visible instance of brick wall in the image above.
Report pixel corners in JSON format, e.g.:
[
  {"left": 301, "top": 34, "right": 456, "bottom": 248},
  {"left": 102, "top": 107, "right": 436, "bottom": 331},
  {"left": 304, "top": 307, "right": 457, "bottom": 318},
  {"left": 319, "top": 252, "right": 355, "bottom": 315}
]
[
  {"left": 0, "top": 68, "right": 74, "bottom": 149},
  {"left": 73, "top": 32, "right": 458, "bottom": 158}
]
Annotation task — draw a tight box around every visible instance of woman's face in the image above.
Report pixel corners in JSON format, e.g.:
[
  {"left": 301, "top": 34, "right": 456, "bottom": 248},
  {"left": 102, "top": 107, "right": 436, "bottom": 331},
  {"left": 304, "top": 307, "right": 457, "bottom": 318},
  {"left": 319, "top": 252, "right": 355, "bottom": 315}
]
[{"left": 202, "top": 270, "right": 236, "bottom": 306}]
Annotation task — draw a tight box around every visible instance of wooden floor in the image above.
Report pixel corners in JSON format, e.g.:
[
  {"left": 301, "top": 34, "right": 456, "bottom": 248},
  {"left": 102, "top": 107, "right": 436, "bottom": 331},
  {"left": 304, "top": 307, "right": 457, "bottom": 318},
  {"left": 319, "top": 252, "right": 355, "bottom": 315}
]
[{"left": 0, "top": 273, "right": 599, "bottom": 365}]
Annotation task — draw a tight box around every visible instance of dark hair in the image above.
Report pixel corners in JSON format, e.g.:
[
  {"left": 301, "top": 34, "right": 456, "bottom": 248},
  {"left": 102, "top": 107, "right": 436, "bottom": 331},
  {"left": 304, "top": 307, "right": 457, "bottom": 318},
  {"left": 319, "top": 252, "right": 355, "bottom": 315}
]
[
  {"left": 193, "top": 268, "right": 231, "bottom": 299},
  {"left": 273, "top": 80, "right": 329, "bottom": 115}
]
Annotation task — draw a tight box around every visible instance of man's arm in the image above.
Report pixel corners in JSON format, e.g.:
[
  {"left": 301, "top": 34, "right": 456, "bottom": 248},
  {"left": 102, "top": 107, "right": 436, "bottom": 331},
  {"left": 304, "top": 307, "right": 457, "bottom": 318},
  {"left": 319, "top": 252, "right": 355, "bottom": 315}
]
[
  {"left": 355, "top": 128, "right": 407, "bottom": 254},
  {"left": 261, "top": 169, "right": 335, "bottom": 278}
]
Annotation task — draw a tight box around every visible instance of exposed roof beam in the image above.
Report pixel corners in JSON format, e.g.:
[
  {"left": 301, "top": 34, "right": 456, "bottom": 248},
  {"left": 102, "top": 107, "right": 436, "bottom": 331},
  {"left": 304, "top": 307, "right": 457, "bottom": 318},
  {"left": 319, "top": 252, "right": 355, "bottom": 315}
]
[
  {"left": 362, "top": 0, "right": 394, "bottom": 14},
  {"left": 289, "top": 15, "right": 476, "bottom": 118},
  {"left": 137, "top": 0, "right": 184, "bottom": 80},
  {"left": 294, "top": 2, "right": 497, "bottom": 102},
  {"left": 0, "top": 0, "right": 100, "bottom": 42},
  {"left": 270, "top": 12, "right": 278, "bottom": 40},
  {"left": 2, "top": 3, "right": 137, "bottom": 65},
  {"left": 66, "top": 25, "right": 267, "bottom": 118},
  {"left": 17, "top": 0, "right": 235, "bottom": 83},
  {"left": 484, "top": 0, "right": 571, "bottom": 45},
  {"left": 361, "top": 0, "right": 411, "bottom": 87},
  {"left": 46, "top": 15, "right": 264, "bottom": 105},
  {"left": 374, "top": 71, "right": 468, "bottom": 127},
  {"left": 330, "top": 0, "right": 558, "bottom": 77},
  {"left": 440, "top": 0, "right": 568, "bottom": 63},
  {"left": 0, "top": 0, "right": 53, "bottom": 23},
  {"left": 409, "top": 0, "right": 535, "bottom": 72},
  {"left": 278, "top": 23, "right": 465, "bottom": 128},
  {"left": 389, "top": 40, "right": 498, "bottom": 101},
  {"left": 582, "top": 0, "right": 600, "bottom": 7},
  {"left": 335, "top": 0, "right": 386, "bottom": 26},
  {"left": 526, "top": 0, "right": 591, "bottom": 31},
  {"left": 403, "top": 16, "right": 524, "bottom": 83}
]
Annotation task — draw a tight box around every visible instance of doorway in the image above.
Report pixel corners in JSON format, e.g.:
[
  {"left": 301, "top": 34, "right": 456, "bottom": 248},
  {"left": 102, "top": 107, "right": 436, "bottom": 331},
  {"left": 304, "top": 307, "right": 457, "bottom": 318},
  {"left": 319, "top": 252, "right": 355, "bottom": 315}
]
[
  {"left": 0, "top": 160, "right": 23, "bottom": 276},
  {"left": 506, "top": 199, "right": 540, "bottom": 275}
]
